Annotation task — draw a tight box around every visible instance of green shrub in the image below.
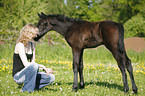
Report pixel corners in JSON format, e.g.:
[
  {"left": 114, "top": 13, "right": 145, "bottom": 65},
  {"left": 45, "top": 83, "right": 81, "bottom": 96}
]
[
  {"left": 0, "top": 0, "right": 52, "bottom": 31},
  {"left": 124, "top": 14, "right": 145, "bottom": 38}
]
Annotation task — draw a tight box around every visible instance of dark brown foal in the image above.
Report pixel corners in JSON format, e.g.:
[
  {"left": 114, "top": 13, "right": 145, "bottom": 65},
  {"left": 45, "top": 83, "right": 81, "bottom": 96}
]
[{"left": 34, "top": 12, "right": 138, "bottom": 93}]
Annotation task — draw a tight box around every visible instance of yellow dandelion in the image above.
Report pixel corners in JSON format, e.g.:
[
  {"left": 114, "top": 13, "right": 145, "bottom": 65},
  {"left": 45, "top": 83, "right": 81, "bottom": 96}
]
[
  {"left": 114, "top": 67, "right": 118, "bottom": 70},
  {"left": 140, "top": 86, "right": 143, "bottom": 88},
  {"left": 45, "top": 60, "right": 49, "bottom": 63},
  {"left": 115, "top": 77, "right": 118, "bottom": 79},
  {"left": 42, "top": 59, "right": 45, "bottom": 63},
  {"left": 136, "top": 70, "right": 139, "bottom": 73},
  {"left": 92, "top": 67, "right": 95, "bottom": 70},
  {"left": 2, "top": 65, "right": 6, "bottom": 70},
  {"left": 118, "top": 73, "right": 121, "bottom": 76},
  {"left": 35, "top": 59, "right": 38, "bottom": 62},
  {"left": 9, "top": 61, "right": 11, "bottom": 64},
  {"left": 100, "top": 64, "right": 102, "bottom": 66}
]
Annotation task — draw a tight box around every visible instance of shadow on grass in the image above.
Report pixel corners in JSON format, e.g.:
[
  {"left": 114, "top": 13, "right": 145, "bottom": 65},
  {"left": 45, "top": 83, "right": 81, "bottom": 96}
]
[
  {"left": 52, "top": 81, "right": 123, "bottom": 91},
  {"left": 36, "top": 87, "right": 58, "bottom": 92},
  {"left": 85, "top": 81, "right": 123, "bottom": 91}
]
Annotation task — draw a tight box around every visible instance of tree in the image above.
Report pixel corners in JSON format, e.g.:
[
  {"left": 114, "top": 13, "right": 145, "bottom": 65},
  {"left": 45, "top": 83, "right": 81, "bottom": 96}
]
[
  {"left": 0, "top": 0, "right": 70, "bottom": 30},
  {"left": 66, "top": 0, "right": 145, "bottom": 23},
  {"left": 124, "top": 14, "right": 145, "bottom": 38}
]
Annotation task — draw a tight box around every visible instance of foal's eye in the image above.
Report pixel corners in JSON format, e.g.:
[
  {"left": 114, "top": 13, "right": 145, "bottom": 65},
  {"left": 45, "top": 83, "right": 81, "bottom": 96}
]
[
  {"left": 40, "top": 23, "right": 44, "bottom": 26},
  {"left": 44, "top": 23, "right": 48, "bottom": 26}
]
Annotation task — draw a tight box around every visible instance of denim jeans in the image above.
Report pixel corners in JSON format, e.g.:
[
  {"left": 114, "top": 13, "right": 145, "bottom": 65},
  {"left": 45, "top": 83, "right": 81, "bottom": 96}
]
[{"left": 13, "top": 63, "right": 55, "bottom": 92}]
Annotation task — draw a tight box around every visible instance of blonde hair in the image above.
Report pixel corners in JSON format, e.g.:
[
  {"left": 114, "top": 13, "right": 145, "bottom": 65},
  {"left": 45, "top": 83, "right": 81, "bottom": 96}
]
[{"left": 17, "top": 23, "right": 39, "bottom": 46}]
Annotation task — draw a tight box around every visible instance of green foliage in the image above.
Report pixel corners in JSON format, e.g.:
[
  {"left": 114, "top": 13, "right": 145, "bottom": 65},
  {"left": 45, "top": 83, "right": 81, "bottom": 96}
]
[
  {"left": 0, "top": 0, "right": 145, "bottom": 45},
  {"left": 68, "top": 0, "right": 145, "bottom": 23},
  {"left": 124, "top": 14, "right": 145, "bottom": 38},
  {"left": 117, "top": 0, "right": 144, "bottom": 23},
  {"left": 0, "top": 0, "right": 73, "bottom": 44},
  {"left": 67, "top": 0, "right": 116, "bottom": 21},
  {"left": 0, "top": 0, "right": 69, "bottom": 31},
  {"left": 0, "top": 0, "right": 45, "bottom": 30}
]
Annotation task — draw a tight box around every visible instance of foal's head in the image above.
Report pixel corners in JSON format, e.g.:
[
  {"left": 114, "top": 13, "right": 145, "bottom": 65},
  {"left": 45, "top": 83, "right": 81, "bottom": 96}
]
[
  {"left": 34, "top": 12, "right": 68, "bottom": 41},
  {"left": 34, "top": 12, "right": 54, "bottom": 41},
  {"left": 37, "top": 12, "right": 53, "bottom": 36}
]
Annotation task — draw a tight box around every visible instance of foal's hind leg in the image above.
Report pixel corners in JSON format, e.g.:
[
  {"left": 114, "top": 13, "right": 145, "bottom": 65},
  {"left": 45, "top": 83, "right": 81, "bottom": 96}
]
[
  {"left": 107, "top": 46, "right": 129, "bottom": 92},
  {"left": 125, "top": 54, "right": 138, "bottom": 93}
]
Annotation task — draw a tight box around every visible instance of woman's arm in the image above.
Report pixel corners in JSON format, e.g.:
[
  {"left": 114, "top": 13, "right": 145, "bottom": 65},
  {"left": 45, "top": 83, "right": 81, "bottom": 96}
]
[
  {"left": 39, "top": 64, "right": 55, "bottom": 75},
  {"left": 17, "top": 43, "right": 31, "bottom": 67}
]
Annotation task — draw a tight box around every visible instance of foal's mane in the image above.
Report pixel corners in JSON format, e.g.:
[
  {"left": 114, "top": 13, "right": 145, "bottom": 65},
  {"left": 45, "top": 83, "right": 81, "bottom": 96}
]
[{"left": 47, "top": 14, "right": 86, "bottom": 22}]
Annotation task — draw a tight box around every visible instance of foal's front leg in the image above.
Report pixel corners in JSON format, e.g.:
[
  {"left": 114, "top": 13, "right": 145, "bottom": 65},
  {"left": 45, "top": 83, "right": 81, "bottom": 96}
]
[
  {"left": 72, "top": 48, "right": 81, "bottom": 91},
  {"left": 79, "top": 50, "right": 84, "bottom": 89}
]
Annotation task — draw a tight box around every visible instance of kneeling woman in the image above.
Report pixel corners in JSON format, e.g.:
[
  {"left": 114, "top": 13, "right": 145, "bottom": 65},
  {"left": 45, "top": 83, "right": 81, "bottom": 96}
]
[{"left": 12, "top": 24, "right": 55, "bottom": 93}]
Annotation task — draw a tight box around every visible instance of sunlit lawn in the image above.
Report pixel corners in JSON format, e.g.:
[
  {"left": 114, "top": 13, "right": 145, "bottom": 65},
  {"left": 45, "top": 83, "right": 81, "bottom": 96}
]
[{"left": 0, "top": 43, "right": 145, "bottom": 96}]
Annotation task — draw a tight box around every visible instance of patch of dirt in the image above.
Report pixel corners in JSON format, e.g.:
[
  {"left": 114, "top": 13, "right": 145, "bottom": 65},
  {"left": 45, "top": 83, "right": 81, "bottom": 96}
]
[{"left": 124, "top": 37, "right": 145, "bottom": 52}]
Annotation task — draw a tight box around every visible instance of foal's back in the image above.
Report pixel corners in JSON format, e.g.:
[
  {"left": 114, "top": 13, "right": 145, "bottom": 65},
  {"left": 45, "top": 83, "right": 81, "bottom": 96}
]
[{"left": 66, "top": 20, "right": 121, "bottom": 49}]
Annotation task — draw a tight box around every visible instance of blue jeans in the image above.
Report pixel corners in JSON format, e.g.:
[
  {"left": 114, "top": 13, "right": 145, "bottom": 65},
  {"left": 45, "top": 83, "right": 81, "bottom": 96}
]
[{"left": 13, "top": 63, "right": 55, "bottom": 92}]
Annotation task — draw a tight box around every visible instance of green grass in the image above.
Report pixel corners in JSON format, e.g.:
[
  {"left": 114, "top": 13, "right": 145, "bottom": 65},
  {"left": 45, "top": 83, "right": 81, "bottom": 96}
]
[{"left": 0, "top": 43, "right": 145, "bottom": 96}]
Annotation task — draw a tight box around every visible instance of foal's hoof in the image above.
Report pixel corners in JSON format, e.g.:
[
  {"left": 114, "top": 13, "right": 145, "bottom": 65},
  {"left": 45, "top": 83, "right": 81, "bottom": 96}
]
[
  {"left": 133, "top": 87, "right": 138, "bottom": 93},
  {"left": 124, "top": 87, "right": 129, "bottom": 93},
  {"left": 72, "top": 88, "right": 78, "bottom": 92},
  {"left": 80, "top": 85, "right": 85, "bottom": 89}
]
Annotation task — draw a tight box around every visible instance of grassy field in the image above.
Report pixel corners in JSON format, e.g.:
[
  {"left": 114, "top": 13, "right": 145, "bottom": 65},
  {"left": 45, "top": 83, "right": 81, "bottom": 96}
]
[{"left": 0, "top": 43, "right": 145, "bottom": 96}]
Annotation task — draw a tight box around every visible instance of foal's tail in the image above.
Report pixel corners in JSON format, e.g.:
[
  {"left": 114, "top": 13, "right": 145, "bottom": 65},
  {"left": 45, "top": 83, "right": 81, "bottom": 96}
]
[
  {"left": 116, "top": 23, "right": 125, "bottom": 53},
  {"left": 117, "top": 23, "right": 132, "bottom": 69}
]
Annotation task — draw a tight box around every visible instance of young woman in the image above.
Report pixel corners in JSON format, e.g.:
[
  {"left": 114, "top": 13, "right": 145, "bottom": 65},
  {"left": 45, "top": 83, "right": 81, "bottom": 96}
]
[{"left": 12, "top": 23, "right": 55, "bottom": 93}]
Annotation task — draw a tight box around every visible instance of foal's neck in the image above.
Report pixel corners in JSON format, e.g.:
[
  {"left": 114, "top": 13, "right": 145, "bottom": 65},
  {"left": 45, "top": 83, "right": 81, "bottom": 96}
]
[{"left": 53, "top": 20, "right": 73, "bottom": 37}]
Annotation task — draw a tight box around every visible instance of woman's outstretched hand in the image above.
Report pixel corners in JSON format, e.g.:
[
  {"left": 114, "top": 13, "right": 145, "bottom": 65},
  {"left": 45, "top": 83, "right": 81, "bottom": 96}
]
[
  {"left": 39, "top": 64, "right": 55, "bottom": 76},
  {"left": 47, "top": 68, "right": 55, "bottom": 73}
]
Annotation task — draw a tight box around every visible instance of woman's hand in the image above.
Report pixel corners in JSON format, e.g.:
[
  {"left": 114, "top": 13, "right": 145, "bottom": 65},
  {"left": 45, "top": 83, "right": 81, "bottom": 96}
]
[
  {"left": 39, "top": 64, "right": 50, "bottom": 75},
  {"left": 39, "top": 64, "right": 55, "bottom": 75},
  {"left": 47, "top": 68, "right": 55, "bottom": 73}
]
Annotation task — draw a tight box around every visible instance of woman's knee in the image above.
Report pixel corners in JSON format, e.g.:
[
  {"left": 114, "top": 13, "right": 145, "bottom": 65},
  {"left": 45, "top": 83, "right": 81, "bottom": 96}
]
[
  {"left": 28, "top": 63, "right": 39, "bottom": 71},
  {"left": 49, "top": 74, "right": 55, "bottom": 82},
  {"left": 14, "top": 75, "right": 25, "bottom": 84}
]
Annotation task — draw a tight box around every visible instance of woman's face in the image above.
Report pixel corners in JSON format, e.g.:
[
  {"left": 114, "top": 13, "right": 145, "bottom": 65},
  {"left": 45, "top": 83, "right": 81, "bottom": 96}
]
[
  {"left": 31, "top": 29, "right": 39, "bottom": 40},
  {"left": 33, "top": 34, "right": 38, "bottom": 39}
]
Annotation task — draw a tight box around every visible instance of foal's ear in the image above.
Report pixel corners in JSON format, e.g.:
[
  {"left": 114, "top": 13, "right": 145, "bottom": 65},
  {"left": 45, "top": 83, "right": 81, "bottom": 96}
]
[
  {"left": 37, "top": 12, "right": 41, "bottom": 18},
  {"left": 41, "top": 12, "right": 46, "bottom": 16},
  {"left": 37, "top": 12, "right": 47, "bottom": 19}
]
